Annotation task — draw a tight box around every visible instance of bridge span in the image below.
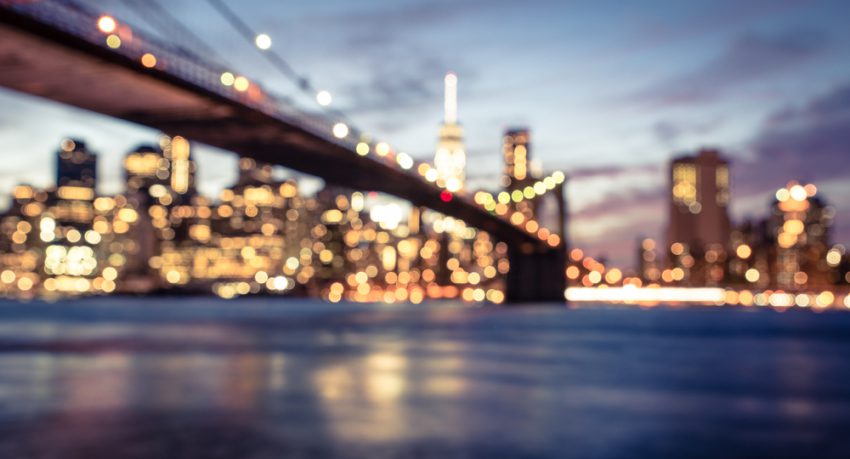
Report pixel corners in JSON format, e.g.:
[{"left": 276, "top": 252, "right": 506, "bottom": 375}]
[{"left": 0, "top": 1, "right": 566, "bottom": 302}]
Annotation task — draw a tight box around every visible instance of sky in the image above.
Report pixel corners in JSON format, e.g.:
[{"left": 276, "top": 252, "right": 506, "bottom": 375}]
[{"left": 1, "top": 0, "right": 849, "bottom": 268}]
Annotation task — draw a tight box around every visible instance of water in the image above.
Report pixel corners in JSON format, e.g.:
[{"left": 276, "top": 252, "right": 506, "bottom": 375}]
[{"left": 0, "top": 298, "right": 849, "bottom": 458}]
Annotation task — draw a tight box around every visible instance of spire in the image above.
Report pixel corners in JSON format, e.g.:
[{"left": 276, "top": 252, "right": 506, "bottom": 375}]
[{"left": 444, "top": 72, "right": 457, "bottom": 124}]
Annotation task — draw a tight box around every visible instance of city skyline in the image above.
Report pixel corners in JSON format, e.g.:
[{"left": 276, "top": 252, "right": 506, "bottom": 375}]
[
  {"left": 2, "top": 0, "right": 850, "bottom": 266},
  {"left": 5, "top": 3, "right": 850, "bottom": 456}
]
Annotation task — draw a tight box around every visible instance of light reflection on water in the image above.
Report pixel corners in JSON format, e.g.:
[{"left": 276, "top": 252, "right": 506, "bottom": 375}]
[{"left": 0, "top": 299, "right": 850, "bottom": 457}]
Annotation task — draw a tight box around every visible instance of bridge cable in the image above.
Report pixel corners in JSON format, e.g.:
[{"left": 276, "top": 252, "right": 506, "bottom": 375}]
[
  {"left": 205, "top": 0, "right": 352, "bottom": 125},
  {"left": 121, "top": 0, "right": 231, "bottom": 68}
]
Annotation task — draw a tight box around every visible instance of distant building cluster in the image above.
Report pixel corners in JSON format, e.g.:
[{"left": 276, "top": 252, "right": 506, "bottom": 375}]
[
  {"left": 0, "top": 72, "right": 569, "bottom": 303},
  {"left": 0, "top": 135, "right": 518, "bottom": 302},
  {"left": 635, "top": 149, "right": 849, "bottom": 292}
]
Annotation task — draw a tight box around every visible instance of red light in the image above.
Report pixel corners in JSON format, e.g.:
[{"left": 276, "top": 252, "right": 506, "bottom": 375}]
[{"left": 440, "top": 190, "right": 453, "bottom": 202}]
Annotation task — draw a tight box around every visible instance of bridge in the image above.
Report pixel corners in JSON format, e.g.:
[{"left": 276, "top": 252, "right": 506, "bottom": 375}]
[{"left": 0, "top": 0, "right": 566, "bottom": 302}]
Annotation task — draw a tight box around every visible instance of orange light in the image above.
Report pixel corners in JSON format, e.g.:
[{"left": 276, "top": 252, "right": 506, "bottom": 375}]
[{"left": 141, "top": 53, "right": 156, "bottom": 68}]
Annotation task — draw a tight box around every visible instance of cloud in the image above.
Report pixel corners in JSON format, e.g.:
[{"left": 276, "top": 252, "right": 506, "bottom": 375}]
[
  {"left": 566, "top": 163, "right": 661, "bottom": 180},
  {"left": 303, "top": 0, "right": 525, "bottom": 44},
  {"left": 339, "top": 58, "right": 444, "bottom": 115},
  {"left": 652, "top": 118, "right": 723, "bottom": 146},
  {"left": 735, "top": 80, "right": 850, "bottom": 196},
  {"left": 628, "top": 28, "right": 830, "bottom": 106},
  {"left": 571, "top": 186, "right": 666, "bottom": 221}
]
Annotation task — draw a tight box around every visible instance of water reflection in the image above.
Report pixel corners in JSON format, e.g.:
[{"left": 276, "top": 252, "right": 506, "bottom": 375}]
[{"left": 1, "top": 302, "right": 850, "bottom": 457}]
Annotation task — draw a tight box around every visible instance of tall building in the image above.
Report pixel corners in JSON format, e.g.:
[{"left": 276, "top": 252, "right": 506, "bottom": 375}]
[
  {"left": 767, "top": 181, "right": 833, "bottom": 289},
  {"left": 666, "top": 149, "right": 731, "bottom": 282},
  {"left": 120, "top": 136, "right": 198, "bottom": 290},
  {"left": 637, "top": 237, "right": 660, "bottom": 283},
  {"left": 124, "top": 136, "right": 196, "bottom": 201},
  {"left": 502, "top": 128, "right": 530, "bottom": 191},
  {"left": 433, "top": 72, "right": 465, "bottom": 192},
  {"left": 56, "top": 138, "right": 96, "bottom": 189}
]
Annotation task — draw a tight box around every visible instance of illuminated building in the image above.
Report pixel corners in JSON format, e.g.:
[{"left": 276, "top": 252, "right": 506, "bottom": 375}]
[
  {"left": 637, "top": 237, "right": 660, "bottom": 283},
  {"left": 766, "top": 181, "right": 833, "bottom": 290},
  {"left": 666, "top": 149, "right": 731, "bottom": 285},
  {"left": 2, "top": 134, "right": 516, "bottom": 304},
  {"left": 124, "top": 136, "right": 196, "bottom": 201},
  {"left": 502, "top": 128, "right": 530, "bottom": 191},
  {"left": 0, "top": 185, "right": 45, "bottom": 298},
  {"left": 0, "top": 139, "right": 128, "bottom": 297},
  {"left": 728, "top": 220, "right": 768, "bottom": 287},
  {"left": 56, "top": 138, "right": 96, "bottom": 189},
  {"left": 160, "top": 157, "right": 312, "bottom": 297},
  {"left": 433, "top": 72, "right": 466, "bottom": 192},
  {"left": 120, "top": 137, "right": 199, "bottom": 290}
]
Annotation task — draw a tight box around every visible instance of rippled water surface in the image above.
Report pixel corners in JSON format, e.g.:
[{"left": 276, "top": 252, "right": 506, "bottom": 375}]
[{"left": 0, "top": 298, "right": 849, "bottom": 458}]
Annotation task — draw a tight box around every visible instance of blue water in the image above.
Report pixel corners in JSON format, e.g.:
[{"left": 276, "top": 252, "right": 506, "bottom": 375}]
[{"left": 0, "top": 298, "right": 849, "bottom": 458}]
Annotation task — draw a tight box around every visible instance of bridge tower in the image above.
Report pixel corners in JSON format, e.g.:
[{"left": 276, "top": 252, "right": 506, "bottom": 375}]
[{"left": 501, "top": 128, "right": 568, "bottom": 303}]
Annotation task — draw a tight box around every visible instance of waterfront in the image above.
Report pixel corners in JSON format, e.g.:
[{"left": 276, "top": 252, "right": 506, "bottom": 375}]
[{"left": 0, "top": 299, "right": 849, "bottom": 458}]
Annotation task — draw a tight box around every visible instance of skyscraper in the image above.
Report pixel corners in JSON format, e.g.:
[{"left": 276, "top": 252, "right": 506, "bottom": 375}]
[
  {"left": 433, "top": 73, "right": 465, "bottom": 192},
  {"left": 502, "top": 128, "right": 530, "bottom": 191},
  {"left": 767, "top": 181, "right": 833, "bottom": 289},
  {"left": 666, "top": 149, "right": 731, "bottom": 278},
  {"left": 56, "top": 138, "right": 96, "bottom": 190},
  {"left": 124, "top": 135, "right": 196, "bottom": 200}
]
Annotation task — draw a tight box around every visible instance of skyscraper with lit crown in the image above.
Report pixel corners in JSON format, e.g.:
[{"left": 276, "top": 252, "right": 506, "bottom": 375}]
[{"left": 433, "top": 73, "right": 466, "bottom": 192}]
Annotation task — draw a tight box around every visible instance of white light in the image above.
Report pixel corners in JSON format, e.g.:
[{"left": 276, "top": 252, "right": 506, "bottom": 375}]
[
  {"left": 444, "top": 72, "right": 458, "bottom": 124},
  {"left": 332, "top": 122, "right": 349, "bottom": 139},
  {"left": 316, "top": 90, "right": 332, "bottom": 106},
  {"left": 790, "top": 185, "right": 807, "bottom": 201},
  {"left": 273, "top": 276, "right": 288, "bottom": 290},
  {"left": 375, "top": 142, "right": 390, "bottom": 156},
  {"left": 220, "top": 72, "right": 235, "bottom": 86},
  {"left": 233, "top": 76, "right": 249, "bottom": 92},
  {"left": 565, "top": 287, "right": 726, "bottom": 304},
  {"left": 446, "top": 177, "right": 461, "bottom": 192},
  {"left": 396, "top": 152, "right": 414, "bottom": 170},
  {"left": 97, "top": 16, "right": 116, "bottom": 34},
  {"left": 255, "top": 33, "right": 272, "bottom": 50},
  {"left": 370, "top": 203, "right": 403, "bottom": 230}
]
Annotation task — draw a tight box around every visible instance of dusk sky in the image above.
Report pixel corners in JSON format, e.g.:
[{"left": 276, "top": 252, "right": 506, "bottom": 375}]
[{"left": 1, "top": 0, "right": 849, "bottom": 267}]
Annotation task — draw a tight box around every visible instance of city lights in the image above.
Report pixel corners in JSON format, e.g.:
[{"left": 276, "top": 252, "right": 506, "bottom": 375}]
[
  {"left": 140, "top": 53, "right": 157, "bottom": 68},
  {"left": 2, "top": 3, "right": 847, "bottom": 311},
  {"left": 332, "top": 122, "right": 349, "bottom": 139},
  {"left": 396, "top": 152, "right": 414, "bottom": 170},
  {"left": 254, "top": 33, "right": 272, "bottom": 50},
  {"left": 105, "top": 34, "right": 121, "bottom": 49},
  {"left": 316, "top": 90, "right": 332, "bottom": 106},
  {"left": 233, "top": 76, "right": 249, "bottom": 92},
  {"left": 220, "top": 72, "right": 235, "bottom": 86},
  {"left": 97, "top": 15, "right": 116, "bottom": 33},
  {"left": 375, "top": 142, "right": 390, "bottom": 156},
  {"left": 565, "top": 287, "right": 727, "bottom": 304}
]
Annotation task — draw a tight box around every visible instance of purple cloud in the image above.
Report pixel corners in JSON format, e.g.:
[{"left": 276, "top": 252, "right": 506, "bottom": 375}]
[
  {"left": 566, "top": 163, "right": 661, "bottom": 180},
  {"left": 571, "top": 187, "right": 665, "bottom": 221},
  {"left": 652, "top": 118, "right": 724, "bottom": 146},
  {"left": 736, "top": 80, "right": 850, "bottom": 196}
]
